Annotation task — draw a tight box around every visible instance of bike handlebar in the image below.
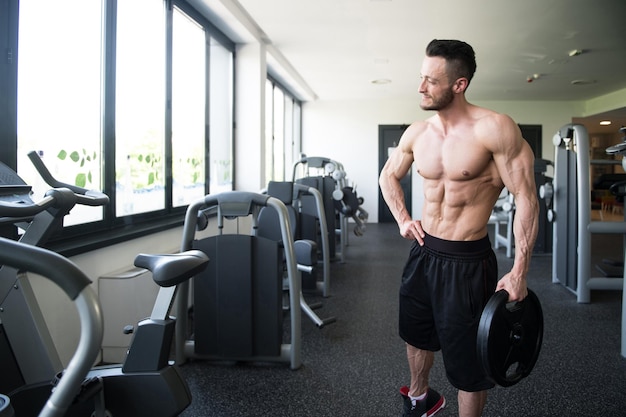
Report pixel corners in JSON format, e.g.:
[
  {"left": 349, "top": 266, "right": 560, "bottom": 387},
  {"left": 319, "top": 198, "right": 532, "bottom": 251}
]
[
  {"left": 0, "top": 237, "right": 92, "bottom": 298},
  {"left": 27, "top": 151, "right": 109, "bottom": 207},
  {"left": 0, "top": 194, "right": 57, "bottom": 218},
  {"left": 0, "top": 152, "right": 109, "bottom": 220}
]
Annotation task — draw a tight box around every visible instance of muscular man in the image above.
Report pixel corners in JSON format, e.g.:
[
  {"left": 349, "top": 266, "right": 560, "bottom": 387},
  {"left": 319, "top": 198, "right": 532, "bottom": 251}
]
[{"left": 379, "top": 39, "right": 539, "bottom": 417}]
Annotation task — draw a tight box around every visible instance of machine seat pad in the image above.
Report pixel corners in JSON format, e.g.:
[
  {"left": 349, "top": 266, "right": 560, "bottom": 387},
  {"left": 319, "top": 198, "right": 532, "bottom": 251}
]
[{"left": 134, "top": 250, "right": 209, "bottom": 287}]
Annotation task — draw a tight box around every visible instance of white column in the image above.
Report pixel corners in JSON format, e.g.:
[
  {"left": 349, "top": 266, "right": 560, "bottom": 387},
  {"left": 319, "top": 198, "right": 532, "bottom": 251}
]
[{"left": 235, "top": 41, "right": 266, "bottom": 192}]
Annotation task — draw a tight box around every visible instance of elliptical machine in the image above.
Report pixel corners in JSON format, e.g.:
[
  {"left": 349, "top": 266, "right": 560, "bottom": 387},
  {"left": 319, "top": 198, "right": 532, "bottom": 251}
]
[{"left": 0, "top": 152, "right": 209, "bottom": 416}]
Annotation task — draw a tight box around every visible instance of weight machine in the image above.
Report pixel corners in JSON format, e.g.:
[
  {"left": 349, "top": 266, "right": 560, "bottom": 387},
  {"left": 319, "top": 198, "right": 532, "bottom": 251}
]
[
  {"left": 292, "top": 156, "right": 368, "bottom": 263},
  {"left": 260, "top": 181, "right": 331, "bottom": 297},
  {"left": 488, "top": 189, "right": 515, "bottom": 258},
  {"left": 175, "top": 191, "right": 334, "bottom": 370},
  {"left": 548, "top": 124, "right": 626, "bottom": 357}
]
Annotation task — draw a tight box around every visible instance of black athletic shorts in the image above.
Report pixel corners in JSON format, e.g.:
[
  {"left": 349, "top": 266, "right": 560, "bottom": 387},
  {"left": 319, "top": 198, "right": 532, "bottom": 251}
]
[{"left": 399, "top": 232, "right": 498, "bottom": 392}]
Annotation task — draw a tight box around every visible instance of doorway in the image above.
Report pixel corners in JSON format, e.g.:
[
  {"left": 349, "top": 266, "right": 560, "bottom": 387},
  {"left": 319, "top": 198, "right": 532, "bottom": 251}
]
[
  {"left": 378, "top": 125, "right": 411, "bottom": 223},
  {"left": 518, "top": 124, "right": 542, "bottom": 158}
]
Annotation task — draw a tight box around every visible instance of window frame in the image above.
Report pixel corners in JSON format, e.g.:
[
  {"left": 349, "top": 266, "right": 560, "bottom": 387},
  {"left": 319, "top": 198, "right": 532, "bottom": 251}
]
[{"left": 4, "top": 0, "right": 236, "bottom": 256}]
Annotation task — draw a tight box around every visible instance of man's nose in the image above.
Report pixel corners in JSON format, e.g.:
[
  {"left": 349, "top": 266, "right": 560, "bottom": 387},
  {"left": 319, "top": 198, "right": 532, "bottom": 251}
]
[{"left": 418, "top": 79, "right": 427, "bottom": 93}]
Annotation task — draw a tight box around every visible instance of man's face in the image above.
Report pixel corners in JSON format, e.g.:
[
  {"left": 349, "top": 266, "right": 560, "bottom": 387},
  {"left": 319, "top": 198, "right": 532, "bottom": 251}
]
[{"left": 418, "top": 56, "right": 455, "bottom": 111}]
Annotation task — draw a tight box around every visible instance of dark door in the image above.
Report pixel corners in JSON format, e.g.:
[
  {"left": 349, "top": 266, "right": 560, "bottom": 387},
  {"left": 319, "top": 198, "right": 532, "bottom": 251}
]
[
  {"left": 519, "top": 124, "right": 555, "bottom": 254},
  {"left": 518, "top": 124, "right": 542, "bottom": 158},
  {"left": 378, "top": 125, "right": 411, "bottom": 223}
]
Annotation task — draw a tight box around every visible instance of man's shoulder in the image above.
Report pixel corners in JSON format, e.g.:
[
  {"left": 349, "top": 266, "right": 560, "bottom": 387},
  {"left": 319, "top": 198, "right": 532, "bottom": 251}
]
[
  {"left": 472, "top": 106, "right": 515, "bottom": 125},
  {"left": 403, "top": 119, "right": 433, "bottom": 141},
  {"left": 408, "top": 118, "right": 433, "bottom": 129},
  {"left": 471, "top": 108, "right": 526, "bottom": 154},
  {"left": 472, "top": 108, "right": 519, "bottom": 138}
]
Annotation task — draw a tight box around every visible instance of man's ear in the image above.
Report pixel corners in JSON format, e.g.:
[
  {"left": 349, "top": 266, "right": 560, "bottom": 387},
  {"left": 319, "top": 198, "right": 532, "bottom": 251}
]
[{"left": 453, "top": 78, "right": 469, "bottom": 94}]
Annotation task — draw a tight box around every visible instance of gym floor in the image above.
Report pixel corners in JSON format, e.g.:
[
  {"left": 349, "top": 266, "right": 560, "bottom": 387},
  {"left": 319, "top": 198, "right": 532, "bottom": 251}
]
[{"left": 178, "top": 223, "right": 626, "bottom": 417}]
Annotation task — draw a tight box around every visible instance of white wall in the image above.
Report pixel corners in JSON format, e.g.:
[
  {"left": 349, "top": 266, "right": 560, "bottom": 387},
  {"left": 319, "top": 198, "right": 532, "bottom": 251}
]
[
  {"left": 235, "top": 42, "right": 267, "bottom": 192},
  {"left": 584, "top": 87, "right": 626, "bottom": 117}
]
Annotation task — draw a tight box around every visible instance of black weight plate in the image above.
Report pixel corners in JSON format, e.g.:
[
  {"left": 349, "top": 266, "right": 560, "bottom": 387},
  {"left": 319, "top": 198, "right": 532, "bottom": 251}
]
[{"left": 477, "top": 289, "right": 543, "bottom": 387}]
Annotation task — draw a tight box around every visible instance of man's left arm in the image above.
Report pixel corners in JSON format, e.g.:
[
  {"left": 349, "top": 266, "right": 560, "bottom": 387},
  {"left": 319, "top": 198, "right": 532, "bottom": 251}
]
[{"left": 491, "top": 116, "right": 540, "bottom": 301}]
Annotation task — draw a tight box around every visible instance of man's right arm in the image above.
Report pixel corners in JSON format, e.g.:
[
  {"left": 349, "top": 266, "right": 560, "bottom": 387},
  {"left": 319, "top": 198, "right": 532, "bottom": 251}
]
[{"left": 379, "top": 125, "right": 424, "bottom": 241}]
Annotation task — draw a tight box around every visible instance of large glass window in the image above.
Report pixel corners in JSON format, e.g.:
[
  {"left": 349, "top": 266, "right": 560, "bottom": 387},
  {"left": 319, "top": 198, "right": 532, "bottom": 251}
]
[
  {"left": 172, "top": 7, "right": 207, "bottom": 207},
  {"left": 265, "top": 77, "right": 302, "bottom": 182},
  {"left": 17, "top": 0, "right": 103, "bottom": 226},
  {"left": 115, "top": 0, "right": 166, "bottom": 216},
  {"left": 273, "top": 87, "right": 285, "bottom": 181},
  {"left": 284, "top": 97, "right": 294, "bottom": 173},
  {"left": 264, "top": 79, "right": 274, "bottom": 183},
  {"left": 293, "top": 101, "right": 302, "bottom": 165},
  {"left": 15, "top": 0, "right": 235, "bottom": 250}
]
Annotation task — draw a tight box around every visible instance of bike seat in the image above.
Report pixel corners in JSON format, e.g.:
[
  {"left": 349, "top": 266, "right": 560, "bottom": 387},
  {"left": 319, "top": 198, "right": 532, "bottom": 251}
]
[{"left": 134, "top": 250, "right": 209, "bottom": 287}]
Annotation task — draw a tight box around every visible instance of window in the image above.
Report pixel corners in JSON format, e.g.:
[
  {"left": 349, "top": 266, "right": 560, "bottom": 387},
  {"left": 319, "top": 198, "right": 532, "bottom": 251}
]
[
  {"left": 17, "top": 0, "right": 103, "bottom": 226},
  {"left": 115, "top": 0, "right": 166, "bottom": 216},
  {"left": 284, "top": 97, "right": 295, "bottom": 174},
  {"left": 265, "top": 79, "right": 274, "bottom": 182},
  {"left": 172, "top": 7, "right": 207, "bottom": 207},
  {"left": 273, "top": 87, "right": 285, "bottom": 181},
  {"left": 265, "top": 77, "right": 302, "bottom": 182},
  {"left": 14, "top": 0, "right": 235, "bottom": 252}
]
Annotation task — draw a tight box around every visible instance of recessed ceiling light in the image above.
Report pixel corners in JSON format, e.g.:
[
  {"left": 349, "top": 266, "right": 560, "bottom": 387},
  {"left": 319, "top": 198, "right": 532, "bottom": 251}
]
[
  {"left": 371, "top": 78, "right": 391, "bottom": 85},
  {"left": 600, "top": 120, "right": 612, "bottom": 126},
  {"left": 571, "top": 79, "right": 596, "bottom": 85},
  {"left": 568, "top": 49, "right": 583, "bottom": 57}
]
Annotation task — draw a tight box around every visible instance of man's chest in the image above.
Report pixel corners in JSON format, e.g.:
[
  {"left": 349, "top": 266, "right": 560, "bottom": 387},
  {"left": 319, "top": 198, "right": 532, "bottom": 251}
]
[{"left": 413, "top": 136, "right": 494, "bottom": 181}]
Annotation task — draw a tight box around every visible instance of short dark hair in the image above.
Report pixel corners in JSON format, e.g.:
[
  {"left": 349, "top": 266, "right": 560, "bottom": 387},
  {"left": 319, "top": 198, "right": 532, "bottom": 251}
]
[{"left": 426, "top": 39, "right": 477, "bottom": 84}]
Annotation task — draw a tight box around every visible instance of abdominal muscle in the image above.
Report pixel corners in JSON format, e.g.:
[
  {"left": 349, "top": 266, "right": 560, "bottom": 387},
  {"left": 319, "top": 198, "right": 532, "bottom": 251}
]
[{"left": 420, "top": 171, "right": 503, "bottom": 242}]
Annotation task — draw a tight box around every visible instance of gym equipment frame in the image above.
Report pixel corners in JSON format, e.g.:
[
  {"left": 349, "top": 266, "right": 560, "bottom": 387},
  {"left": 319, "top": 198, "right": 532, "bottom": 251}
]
[
  {"left": 176, "top": 191, "right": 315, "bottom": 369},
  {"left": 551, "top": 124, "right": 626, "bottom": 357}
]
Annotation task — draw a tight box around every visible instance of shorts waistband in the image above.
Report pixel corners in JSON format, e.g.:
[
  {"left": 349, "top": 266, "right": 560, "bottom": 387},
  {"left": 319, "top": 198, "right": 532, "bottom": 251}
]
[{"left": 422, "top": 232, "right": 491, "bottom": 256}]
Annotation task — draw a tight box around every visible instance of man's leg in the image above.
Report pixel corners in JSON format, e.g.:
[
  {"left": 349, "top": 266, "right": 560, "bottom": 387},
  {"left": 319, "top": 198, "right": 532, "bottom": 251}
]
[
  {"left": 407, "top": 343, "right": 434, "bottom": 397},
  {"left": 458, "top": 390, "right": 487, "bottom": 417}
]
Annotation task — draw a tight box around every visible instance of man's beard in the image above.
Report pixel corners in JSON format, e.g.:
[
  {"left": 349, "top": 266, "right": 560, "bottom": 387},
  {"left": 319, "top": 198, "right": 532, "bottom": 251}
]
[{"left": 420, "top": 87, "right": 454, "bottom": 111}]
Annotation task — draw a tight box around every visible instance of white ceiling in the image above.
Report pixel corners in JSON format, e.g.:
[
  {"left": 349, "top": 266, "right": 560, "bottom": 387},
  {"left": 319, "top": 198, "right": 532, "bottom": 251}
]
[{"left": 200, "top": 0, "right": 626, "bottom": 134}]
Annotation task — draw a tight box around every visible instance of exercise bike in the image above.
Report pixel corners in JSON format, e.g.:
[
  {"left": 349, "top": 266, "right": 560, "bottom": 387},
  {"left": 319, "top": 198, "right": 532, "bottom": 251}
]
[
  {"left": 0, "top": 152, "right": 209, "bottom": 416},
  {"left": 0, "top": 224, "right": 103, "bottom": 417}
]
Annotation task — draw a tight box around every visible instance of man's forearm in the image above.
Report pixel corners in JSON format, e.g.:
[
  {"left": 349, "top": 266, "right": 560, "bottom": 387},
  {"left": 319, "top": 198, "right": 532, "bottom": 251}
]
[
  {"left": 380, "top": 175, "right": 411, "bottom": 225},
  {"left": 511, "top": 193, "right": 539, "bottom": 275}
]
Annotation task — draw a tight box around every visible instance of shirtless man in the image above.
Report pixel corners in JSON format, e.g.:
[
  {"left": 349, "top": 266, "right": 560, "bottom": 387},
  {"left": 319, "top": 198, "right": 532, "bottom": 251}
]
[{"left": 379, "top": 39, "right": 539, "bottom": 417}]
